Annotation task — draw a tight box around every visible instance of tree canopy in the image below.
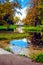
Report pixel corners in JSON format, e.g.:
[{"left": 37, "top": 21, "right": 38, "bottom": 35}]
[{"left": 0, "top": 0, "right": 21, "bottom": 25}]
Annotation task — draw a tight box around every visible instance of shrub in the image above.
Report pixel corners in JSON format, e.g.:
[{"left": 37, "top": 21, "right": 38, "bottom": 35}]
[
  {"left": 4, "top": 47, "right": 10, "bottom": 52},
  {"left": 34, "top": 54, "right": 43, "bottom": 62}
]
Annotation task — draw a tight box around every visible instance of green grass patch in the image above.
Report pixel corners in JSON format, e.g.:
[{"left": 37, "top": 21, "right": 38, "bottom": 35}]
[
  {"left": 23, "top": 26, "right": 43, "bottom": 32},
  {"left": 0, "top": 25, "right": 43, "bottom": 32},
  {"left": 34, "top": 54, "right": 43, "bottom": 62},
  {"left": 4, "top": 47, "right": 11, "bottom": 52},
  {"left": 0, "top": 33, "right": 29, "bottom": 40},
  {"left": 30, "top": 53, "right": 43, "bottom": 62},
  {"left": 0, "top": 25, "right": 17, "bottom": 29}
]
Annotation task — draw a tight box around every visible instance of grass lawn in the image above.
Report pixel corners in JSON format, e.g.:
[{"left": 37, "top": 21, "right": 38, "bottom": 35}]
[
  {"left": 0, "top": 25, "right": 43, "bottom": 32},
  {"left": 23, "top": 26, "right": 43, "bottom": 32},
  {"left": 0, "top": 33, "right": 29, "bottom": 40}
]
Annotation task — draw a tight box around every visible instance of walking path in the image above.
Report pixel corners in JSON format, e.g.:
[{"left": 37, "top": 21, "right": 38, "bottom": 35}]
[
  {"left": 0, "top": 48, "right": 43, "bottom": 65},
  {"left": 0, "top": 54, "right": 43, "bottom": 65},
  {"left": 0, "top": 48, "right": 11, "bottom": 54}
]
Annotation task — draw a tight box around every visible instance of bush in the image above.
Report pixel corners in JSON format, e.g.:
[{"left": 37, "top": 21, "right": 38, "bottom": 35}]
[
  {"left": 34, "top": 54, "right": 43, "bottom": 62},
  {"left": 0, "top": 38, "right": 7, "bottom": 40},
  {"left": 4, "top": 47, "right": 10, "bottom": 52}
]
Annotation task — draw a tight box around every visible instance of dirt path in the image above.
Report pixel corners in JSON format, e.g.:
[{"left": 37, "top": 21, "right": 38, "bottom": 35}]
[{"left": 0, "top": 54, "right": 43, "bottom": 65}]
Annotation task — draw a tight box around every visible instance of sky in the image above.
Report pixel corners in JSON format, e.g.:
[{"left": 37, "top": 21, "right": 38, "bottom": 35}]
[
  {"left": 0, "top": 0, "right": 30, "bottom": 8},
  {"left": 9, "top": 0, "right": 30, "bottom": 20},
  {"left": 0, "top": 0, "right": 30, "bottom": 20},
  {"left": 15, "top": 0, "right": 30, "bottom": 20},
  {"left": 17, "top": 0, "right": 29, "bottom": 8},
  {"left": 15, "top": 7, "right": 27, "bottom": 20}
]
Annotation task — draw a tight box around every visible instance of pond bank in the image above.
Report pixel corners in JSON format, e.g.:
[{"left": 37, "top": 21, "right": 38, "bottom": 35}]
[{"left": 0, "top": 40, "right": 43, "bottom": 58}]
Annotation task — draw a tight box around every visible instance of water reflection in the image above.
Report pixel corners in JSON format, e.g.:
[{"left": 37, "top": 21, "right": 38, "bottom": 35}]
[
  {"left": 10, "top": 38, "right": 30, "bottom": 56},
  {"left": 10, "top": 38, "right": 27, "bottom": 48}
]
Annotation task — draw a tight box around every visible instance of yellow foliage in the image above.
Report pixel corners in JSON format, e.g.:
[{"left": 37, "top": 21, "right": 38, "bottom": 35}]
[
  {"left": 0, "top": 1, "right": 20, "bottom": 25},
  {"left": 13, "top": 16, "right": 19, "bottom": 23}
]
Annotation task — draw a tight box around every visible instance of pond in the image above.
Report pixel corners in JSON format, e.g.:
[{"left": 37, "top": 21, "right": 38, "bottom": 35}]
[
  {"left": 10, "top": 38, "right": 27, "bottom": 47},
  {"left": 10, "top": 38, "right": 30, "bottom": 56}
]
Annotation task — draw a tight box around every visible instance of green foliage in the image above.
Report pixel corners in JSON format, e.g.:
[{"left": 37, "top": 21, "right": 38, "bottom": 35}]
[
  {"left": 14, "top": 16, "right": 19, "bottom": 23},
  {"left": 39, "top": 9, "right": 43, "bottom": 19},
  {"left": 4, "top": 47, "right": 10, "bottom": 52},
  {"left": 0, "top": 33, "right": 29, "bottom": 40},
  {"left": 30, "top": 53, "right": 43, "bottom": 62},
  {"left": 41, "top": 20, "right": 43, "bottom": 25},
  {"left": 0, "top": 38, "right": 7, "bottom": 40},
  {"left": 34, "top": 54, "right": 43, "bottom": 62},
  {"left": 0, "top": 1, "right": 21, "bottom": 25},
  {"left": 23, "top": 26, "right": 43, "bottom": 32},
  {"left": 0, "top": 25, "right": 17, "bottom": 29}
]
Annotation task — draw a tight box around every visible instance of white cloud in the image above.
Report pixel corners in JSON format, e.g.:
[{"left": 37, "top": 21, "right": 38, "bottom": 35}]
[
  {"left": 15, "top": 7, "right": 27, "bottom": 20},
  {"left": 22, "top": 0, "right": 24, "bottom": 2}
]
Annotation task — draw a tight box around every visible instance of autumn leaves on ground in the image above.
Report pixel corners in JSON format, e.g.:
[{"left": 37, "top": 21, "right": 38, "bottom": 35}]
[{"left": 0, "top": 0, "right": 43, "bottom": 65}]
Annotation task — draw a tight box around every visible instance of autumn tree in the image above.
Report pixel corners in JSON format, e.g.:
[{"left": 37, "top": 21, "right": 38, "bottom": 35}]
[
  {"left": 22, "top": 0, "right": 43, "bottom": 46},
  {"left": 22, "top": 0, "right": 41, "bottom": 26},
  {"left": 31, "top": 0, "right": 43, "bottom": 46},
  {"left": 0, "top": 0, "right": 21, "bottom": 25}
]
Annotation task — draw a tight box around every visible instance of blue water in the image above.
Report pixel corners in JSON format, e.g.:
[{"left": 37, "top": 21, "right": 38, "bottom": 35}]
[{"left": 10, "top": 39, "right": 27, "bottom": 48}]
